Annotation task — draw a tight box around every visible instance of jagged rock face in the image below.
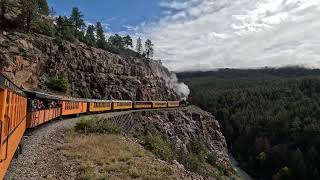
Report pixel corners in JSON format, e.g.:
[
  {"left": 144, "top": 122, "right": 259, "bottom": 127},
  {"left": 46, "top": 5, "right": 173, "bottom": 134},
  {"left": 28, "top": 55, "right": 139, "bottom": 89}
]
[
  {"left": 0, "top": 32, "right": 179, "bottom": 100},
  {"left": 132, "top": 106, "right": 231, "bottom": 170}
]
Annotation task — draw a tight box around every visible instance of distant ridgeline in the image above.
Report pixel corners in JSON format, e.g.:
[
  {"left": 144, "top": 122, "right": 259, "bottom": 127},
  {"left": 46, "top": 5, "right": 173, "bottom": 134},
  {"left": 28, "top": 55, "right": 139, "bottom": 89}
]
[{"left": 178, "top": 67, "right": 320, "bottom": 180}]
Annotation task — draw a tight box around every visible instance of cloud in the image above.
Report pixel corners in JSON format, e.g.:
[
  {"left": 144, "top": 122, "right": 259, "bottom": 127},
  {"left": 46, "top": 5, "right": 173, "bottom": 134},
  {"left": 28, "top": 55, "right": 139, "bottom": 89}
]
[{"left": 134, "top": 0, "right": 320, "bottom": 71}]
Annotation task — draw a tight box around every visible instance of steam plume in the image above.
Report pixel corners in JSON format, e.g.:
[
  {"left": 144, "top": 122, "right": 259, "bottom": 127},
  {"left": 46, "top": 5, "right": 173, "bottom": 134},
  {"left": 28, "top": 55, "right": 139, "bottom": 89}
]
[{"left": 167, "top": 73, "right": 190, "bottom": 99}]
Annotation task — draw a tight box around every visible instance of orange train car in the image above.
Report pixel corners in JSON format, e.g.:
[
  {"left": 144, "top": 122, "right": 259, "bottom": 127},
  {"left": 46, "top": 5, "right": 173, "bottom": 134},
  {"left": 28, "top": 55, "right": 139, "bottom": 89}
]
[
  {"left": 25, "top": 90, "right": 62, "bottom": 128},
  {"left": 61, "top": 100, "right": 87, "bottom": 116},
  {"left": 167, "top": 101, "right": 180, "bottom": 108},
  {"left": 152, "top": 101, "right": 168, "bottom": 108},
  {"left": 26, "top": 108, "right": 61, "bottom": 128},
  {"left": 0, "top": 73, "right": 27, "bottom": 179}
]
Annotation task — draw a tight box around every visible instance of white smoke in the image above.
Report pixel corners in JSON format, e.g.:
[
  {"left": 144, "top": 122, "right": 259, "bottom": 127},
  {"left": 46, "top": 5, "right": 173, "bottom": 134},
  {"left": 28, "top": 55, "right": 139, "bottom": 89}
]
[{"left": 167, "top": 73, "right": 190, "bottom": 99}]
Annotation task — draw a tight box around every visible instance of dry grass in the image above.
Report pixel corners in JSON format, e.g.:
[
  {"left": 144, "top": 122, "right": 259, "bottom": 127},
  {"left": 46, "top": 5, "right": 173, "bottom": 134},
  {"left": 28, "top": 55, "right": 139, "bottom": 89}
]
[{"left": 63, "top": 132, "right": 196, "bottom": 180}]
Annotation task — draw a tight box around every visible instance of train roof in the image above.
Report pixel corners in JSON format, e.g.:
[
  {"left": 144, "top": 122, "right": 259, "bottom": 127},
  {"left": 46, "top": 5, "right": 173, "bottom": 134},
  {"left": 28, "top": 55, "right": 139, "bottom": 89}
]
[
  {"left": 111, "top": 100, "right": 133, "bottom": 102},
  {"left": 0, "top": 72, "right": 26, "bottom": 96},
  {"left": 87, "top": 99, "right": 113, "bottom": 103},
  {"left": 134, "top": 101, "right": 152, "bottom": 103},
  {"left": 24, "top": 89, "right": 88, "bottom": 102},
  {"left": 24, "top": 89, "right": 63, "bottom": 100},
  {"left": 24, "top": 90, "right": 134, "bottom": 103}
]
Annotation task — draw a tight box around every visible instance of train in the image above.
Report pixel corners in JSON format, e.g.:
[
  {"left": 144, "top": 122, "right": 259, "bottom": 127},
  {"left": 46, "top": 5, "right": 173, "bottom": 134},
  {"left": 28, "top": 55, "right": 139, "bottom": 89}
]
[{"left": 0, "top": 73, "right": 183, "bottom": 179}]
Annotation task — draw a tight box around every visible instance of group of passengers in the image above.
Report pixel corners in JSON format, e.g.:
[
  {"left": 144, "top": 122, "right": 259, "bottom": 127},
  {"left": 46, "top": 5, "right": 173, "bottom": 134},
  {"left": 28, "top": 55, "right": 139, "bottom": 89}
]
[{"left": 28, "top": 99, "right": 60, "bottom": 111}]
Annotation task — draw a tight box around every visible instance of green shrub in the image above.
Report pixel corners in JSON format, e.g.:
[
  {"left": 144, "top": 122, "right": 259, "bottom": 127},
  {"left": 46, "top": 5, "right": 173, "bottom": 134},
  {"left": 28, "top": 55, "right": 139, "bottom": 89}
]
[
  {"left": 47, "top": 76, "right": 70, "bottom": 92},
  {"left": 187, "top": 138, "right": 208, "bottom": 162},
  {"left": 144, "top": 133, "right": 175, "bottom": 161},
  {"left": 82, "top": 87, "right": 91, "bottom": 99},
  {"left": 207, "top": 153, "right": 218, "bottom": 166},
  {"left": 34, "top": 22, "right": 55, "bottom": 37},
  {"left": 75, "top": 118, "right": 96, "bottom": 133},
  {"left": 183, "top": 153, "right": 207, "bottom": 174},
  {"left": 56, "top": 26, "right": 75, "bottom": 42},
  {"left": 75, "top": 118, "right": 120, "bottom": 134},
  {"left": 96, "top": 120, "right": 120, "bottom": 134}
]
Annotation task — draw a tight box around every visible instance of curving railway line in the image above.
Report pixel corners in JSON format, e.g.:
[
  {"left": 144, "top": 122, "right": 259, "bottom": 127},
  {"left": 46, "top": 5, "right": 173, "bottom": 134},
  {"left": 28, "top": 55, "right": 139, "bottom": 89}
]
[
  {"left": 0, "top": 73, "right": 184, "bottom": 179},
  {"left": 5, "top": 107, "right": 184, "bottom": 180}
]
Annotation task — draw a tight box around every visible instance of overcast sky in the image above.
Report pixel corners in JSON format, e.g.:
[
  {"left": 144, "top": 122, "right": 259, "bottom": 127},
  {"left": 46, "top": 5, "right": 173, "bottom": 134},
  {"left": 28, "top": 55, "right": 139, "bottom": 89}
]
[{"left": 49, "top": 0, "right": 320, "bottom": 72}]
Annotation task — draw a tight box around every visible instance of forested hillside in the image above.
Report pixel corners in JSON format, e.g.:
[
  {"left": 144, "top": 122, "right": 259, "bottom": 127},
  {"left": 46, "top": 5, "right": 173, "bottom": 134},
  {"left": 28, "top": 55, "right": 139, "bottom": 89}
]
[{"left": 178, "top": 67, "right": 320, "bottom": 180}]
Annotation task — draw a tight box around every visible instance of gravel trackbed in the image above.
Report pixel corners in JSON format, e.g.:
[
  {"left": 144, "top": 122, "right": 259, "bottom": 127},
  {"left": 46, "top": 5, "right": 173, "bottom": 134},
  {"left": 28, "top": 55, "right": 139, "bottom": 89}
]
[{"left": 5, "top": 117, "right": 81, "bottom": 180}]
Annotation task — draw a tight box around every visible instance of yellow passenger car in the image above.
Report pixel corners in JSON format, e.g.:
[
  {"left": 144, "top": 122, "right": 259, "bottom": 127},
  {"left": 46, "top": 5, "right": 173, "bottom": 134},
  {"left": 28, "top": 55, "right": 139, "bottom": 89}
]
[
  {"left": 152, "top": 101, "right": 168, "bottom": 108},
  {"left": 112, "top": 100, "right": 133, "bottom": 110},
  {"left": 167, "top": 101, "right": 180, "bottom": 108},
  {"left": 89, "top": 100, "right": 112, "bottom": 112},
  {"left": 133, "top": 101, "right": 152, "bottom": 109}
]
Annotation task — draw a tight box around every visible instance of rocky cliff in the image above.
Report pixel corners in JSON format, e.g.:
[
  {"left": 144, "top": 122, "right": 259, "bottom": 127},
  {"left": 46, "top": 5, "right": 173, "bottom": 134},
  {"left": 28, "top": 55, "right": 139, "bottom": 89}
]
[
  {"left": 0, "top": 32, "right": 179, "bottom": 100},
  {"left": 132, "top": 106, "right": 231, "bottom": 167},
  {"left": 0, "top": 31, "right": 237, "bottom": 178}
]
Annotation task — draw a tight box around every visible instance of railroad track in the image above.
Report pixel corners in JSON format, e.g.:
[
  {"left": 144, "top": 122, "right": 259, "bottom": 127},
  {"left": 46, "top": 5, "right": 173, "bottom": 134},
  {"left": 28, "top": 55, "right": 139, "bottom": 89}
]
[{"left": 5, "top": 107, "right": 186, "bottom": 180}]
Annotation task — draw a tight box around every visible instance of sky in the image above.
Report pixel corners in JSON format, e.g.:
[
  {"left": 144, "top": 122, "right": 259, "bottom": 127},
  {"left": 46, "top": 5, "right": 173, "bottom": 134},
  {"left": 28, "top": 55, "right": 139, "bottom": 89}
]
[{"left": 48, "top": 0, "right": 320, "bottom": 72}]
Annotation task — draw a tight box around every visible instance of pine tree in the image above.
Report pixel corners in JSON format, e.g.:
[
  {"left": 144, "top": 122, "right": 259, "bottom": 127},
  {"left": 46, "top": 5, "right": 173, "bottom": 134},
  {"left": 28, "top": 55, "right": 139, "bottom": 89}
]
[
  {"left": 69, "top": 7, "right": 85, "bottom": 38},
  {"left": 55, "top": 16, "right": 75, "bottom": 42},
  {"left": 55, "top": 16, "right": 64, "bottom": 31},
  {"left": 96, "top": 21, "right": 107, "bottom": 49},
  {"left": 85, "top": 24, "right": 96, "bottom": 46},
  {"left": 109, "top": 34, "right": 124, "bottom": 48},
  {"left": 136, "top": 37, "right": 142, "bottom": 54},
  {"left": 123, "top": 35, "right": 132, "bottom": 48},
  {"left": 36, "top": 0, "right": 49, "bottom": 15},
  {"left": 144, "top": 39, "right": 154, "bottom": 58},
  {"left": 18, "top": 0, "right": 38, "bottom": 32}
]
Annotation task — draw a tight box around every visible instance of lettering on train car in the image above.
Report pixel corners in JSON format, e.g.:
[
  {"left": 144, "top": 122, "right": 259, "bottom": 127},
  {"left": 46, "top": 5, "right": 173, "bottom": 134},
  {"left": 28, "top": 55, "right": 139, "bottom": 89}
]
[{"left": 1, "top": 77, "right": 24, "bottom": 95}]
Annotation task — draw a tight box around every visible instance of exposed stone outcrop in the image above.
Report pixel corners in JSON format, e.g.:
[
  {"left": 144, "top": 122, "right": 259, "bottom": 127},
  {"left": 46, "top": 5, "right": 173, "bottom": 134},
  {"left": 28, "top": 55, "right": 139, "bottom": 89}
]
[
  {"left": 96, "top": 106, "right": 236, "bottom": 178},
  {"left": 0, "top": 32, "right": 178, "bottom": 100},
  {"left": 129, "top": 106, "right": 232, "bottom": 172}
]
